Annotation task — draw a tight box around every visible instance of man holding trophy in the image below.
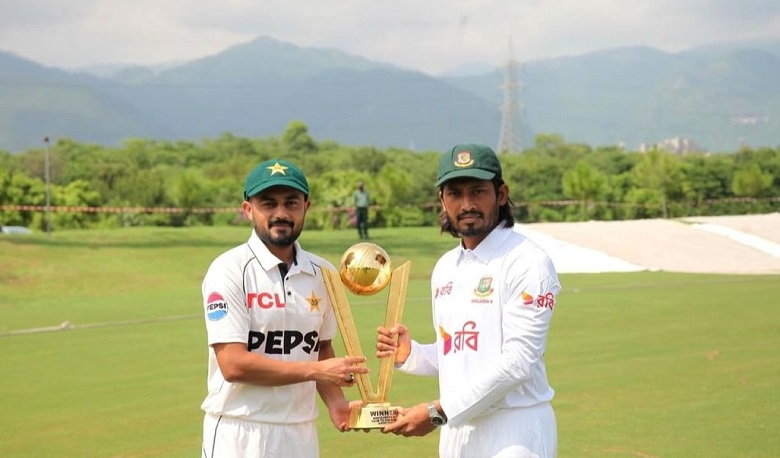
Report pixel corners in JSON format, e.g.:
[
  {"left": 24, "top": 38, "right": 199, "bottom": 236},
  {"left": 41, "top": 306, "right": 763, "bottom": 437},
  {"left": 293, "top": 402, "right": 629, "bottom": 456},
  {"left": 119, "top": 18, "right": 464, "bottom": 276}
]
[
  {"left": 200, "top": 158, "right": 368, "bottom": 458},
  {"left": 376, "top": 144, "right": 562, "bottom": 457}
]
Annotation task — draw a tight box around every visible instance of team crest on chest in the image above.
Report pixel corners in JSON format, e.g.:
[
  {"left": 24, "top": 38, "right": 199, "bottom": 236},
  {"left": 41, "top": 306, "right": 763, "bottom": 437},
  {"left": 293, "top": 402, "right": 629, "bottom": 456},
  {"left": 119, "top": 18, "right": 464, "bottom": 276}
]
[
  {"left": 473, "top": 276, "right": 494, "bottom": 298},
  {"left": 306, "top": 291, "right": 321, "bottom": 312}
]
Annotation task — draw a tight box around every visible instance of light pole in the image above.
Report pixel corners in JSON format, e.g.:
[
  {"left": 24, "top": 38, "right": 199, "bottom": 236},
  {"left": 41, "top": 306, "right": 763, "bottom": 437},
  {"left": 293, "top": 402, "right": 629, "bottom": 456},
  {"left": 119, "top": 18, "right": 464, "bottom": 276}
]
[{"left": 44, "top": 136, "right": 51, "bottom": 237}]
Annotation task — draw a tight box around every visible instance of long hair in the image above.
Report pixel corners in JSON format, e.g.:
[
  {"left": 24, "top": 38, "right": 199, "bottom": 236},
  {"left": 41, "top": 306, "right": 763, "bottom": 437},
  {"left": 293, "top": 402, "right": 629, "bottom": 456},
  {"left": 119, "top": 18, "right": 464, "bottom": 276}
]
[{"left": 438, "top": 178, "right": 515, "bottom": 238}]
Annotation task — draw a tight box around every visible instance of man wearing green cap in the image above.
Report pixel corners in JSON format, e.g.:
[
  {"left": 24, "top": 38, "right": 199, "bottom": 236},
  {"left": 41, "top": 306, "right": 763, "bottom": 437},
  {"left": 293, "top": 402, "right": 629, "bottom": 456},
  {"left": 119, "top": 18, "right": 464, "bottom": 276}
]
[
  {"left": 200, "top": 159, "right": 369, "bottom": 457},
  {"left": 377, "top": 144, "right": 561, "bottom": 457}
]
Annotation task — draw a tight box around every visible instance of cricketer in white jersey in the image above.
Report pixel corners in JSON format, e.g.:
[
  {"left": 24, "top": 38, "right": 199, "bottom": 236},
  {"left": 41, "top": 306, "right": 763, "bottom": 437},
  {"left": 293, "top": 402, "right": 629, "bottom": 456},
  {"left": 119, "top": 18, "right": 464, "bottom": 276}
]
[
  {"left": 378, "top": 143, "right": 561, "bottom": 457},
  {"left": 201, "top": 234, "right": 338, "bottom": 423},
  {"left": 401, "top": 225, "right": 560, "bottom": 457},
  {"left": 201, "top": 158, "right": 365, "bottom": 458}
]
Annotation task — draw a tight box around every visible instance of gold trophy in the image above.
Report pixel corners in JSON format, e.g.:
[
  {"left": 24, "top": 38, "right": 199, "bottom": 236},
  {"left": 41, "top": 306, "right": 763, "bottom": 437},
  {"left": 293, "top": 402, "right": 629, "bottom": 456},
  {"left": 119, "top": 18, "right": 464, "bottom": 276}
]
[{"left": 322, "top": 242, "right": 410, "bottom": 429}]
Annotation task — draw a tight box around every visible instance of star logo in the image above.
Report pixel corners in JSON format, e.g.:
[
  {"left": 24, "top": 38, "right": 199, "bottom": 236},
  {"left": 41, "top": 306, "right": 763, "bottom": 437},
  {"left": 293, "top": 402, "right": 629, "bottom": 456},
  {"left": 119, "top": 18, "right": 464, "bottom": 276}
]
[
  {"left": 306, "top": 291, "right": 320, "bottom": 312},
  {"left": 267, "top": 162, "right": 288, "bottom": 175}
]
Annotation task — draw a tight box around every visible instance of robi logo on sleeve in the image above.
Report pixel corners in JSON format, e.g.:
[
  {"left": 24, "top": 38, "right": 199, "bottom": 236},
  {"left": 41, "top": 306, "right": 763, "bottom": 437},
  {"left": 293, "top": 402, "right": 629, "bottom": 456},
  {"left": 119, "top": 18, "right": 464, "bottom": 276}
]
[{"left": 206, "top": 292, "right": 228, "bottom": 321}]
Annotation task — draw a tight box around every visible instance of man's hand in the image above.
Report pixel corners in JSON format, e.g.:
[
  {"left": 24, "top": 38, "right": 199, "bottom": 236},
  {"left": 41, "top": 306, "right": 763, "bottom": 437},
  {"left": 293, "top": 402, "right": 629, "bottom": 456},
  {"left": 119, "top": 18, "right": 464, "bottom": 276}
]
[
  {"left": 312, "top": 355, "right": 368, "bottom": 387},
  {"left": 376, "top": 324, "right": 411, "bottom": 365},
  {"left": 381, "top": 402, "right": 437, "bottom": 437},
  {"left": 328, "top": 399, "right": 367, "bottom": 432}
]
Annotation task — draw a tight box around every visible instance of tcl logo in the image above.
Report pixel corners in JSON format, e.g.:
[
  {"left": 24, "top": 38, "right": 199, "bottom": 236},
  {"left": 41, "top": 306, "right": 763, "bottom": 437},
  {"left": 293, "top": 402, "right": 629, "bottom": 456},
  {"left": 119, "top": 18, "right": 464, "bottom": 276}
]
[
  {"left": 247, "top": 292, "right": 285, "bottom": 309},
  {"left": 248, "top": 330, "right": 320, "bottom": 354}
]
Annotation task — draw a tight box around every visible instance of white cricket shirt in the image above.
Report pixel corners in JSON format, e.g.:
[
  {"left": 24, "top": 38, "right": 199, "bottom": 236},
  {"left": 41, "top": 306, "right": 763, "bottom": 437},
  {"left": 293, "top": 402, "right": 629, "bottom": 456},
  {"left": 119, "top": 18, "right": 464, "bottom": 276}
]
[
  {"left": 399, "top": 225, "right": 560, "bottom": 426},
  {"left": 200, "top": 230, "right": 337, "bottom": 424}
]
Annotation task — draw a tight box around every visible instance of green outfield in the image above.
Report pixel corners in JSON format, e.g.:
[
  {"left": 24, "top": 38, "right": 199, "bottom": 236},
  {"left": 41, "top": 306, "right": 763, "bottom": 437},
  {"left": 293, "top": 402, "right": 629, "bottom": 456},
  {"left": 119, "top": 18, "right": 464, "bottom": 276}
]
[{"left": 1, "top": 226, "right": 778, "bottom": 457}]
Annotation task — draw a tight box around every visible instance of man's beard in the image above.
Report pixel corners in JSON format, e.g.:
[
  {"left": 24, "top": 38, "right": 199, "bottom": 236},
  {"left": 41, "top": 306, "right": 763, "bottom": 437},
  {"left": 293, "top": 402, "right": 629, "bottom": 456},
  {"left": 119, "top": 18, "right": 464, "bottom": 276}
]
[
  {"left": 457, "top": 223, "right": 492, "bottom": 238},
  {"left": 454, "top": 211, "right": 492, "bottom": 238},
  {"left": 255, "top": 219, "right": 302, "bottom": 247}
]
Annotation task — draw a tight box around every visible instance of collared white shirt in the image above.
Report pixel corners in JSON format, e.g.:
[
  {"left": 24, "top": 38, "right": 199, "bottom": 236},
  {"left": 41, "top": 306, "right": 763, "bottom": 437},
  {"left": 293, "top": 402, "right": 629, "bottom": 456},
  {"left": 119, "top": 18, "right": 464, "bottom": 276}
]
[
  {"left": 399, "top": 225, "right": 560, "bottom": 426},
  {"left": 200, "top": 230, "right": 337, "bottom": 423}
]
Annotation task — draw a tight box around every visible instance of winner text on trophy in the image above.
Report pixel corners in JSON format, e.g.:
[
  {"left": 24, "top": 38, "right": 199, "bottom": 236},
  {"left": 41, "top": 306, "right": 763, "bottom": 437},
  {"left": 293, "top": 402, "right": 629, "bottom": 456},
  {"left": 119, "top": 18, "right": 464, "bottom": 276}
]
[{"left": 322, "top": 242, "right": 410, "bottom": 429}]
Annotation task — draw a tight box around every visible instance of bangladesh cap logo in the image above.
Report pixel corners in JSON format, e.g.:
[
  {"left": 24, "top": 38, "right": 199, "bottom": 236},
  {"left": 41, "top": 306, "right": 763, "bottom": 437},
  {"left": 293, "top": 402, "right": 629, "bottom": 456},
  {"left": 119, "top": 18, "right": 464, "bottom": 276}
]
[{"left": 454, "top": 151, "right": 475, "bottom": 168}]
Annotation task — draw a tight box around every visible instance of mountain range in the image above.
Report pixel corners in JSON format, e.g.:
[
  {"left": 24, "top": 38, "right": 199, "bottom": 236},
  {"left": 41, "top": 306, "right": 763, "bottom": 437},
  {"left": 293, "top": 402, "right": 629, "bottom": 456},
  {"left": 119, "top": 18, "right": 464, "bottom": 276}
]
[{"left": 1, "top": 36, "right": 779, "bottom": 154}]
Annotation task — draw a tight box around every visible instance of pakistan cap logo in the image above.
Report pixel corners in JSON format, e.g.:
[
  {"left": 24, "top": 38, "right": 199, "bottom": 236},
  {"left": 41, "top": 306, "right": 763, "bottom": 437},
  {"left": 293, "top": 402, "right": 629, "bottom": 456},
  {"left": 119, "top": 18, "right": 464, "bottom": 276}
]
[{"left": 266, "top": 162, "right": 288, "bottom": 175}]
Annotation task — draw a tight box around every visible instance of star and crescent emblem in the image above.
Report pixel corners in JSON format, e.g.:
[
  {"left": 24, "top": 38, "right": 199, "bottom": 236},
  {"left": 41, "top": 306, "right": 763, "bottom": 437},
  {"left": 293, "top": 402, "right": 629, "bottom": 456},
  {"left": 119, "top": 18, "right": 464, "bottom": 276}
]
[
  {"left": 306, "top": 291, "right": 320, "bottom": 312},
  {"left": 266, "top": 162, "right": 288, "bottom": 175}
]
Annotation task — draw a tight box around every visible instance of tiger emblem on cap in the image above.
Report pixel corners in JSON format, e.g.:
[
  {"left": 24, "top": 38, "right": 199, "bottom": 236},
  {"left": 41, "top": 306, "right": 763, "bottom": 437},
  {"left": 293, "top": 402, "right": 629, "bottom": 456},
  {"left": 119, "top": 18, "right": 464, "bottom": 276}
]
[{"left": 454, "top": 151, "right": 474, "bottom": 168}]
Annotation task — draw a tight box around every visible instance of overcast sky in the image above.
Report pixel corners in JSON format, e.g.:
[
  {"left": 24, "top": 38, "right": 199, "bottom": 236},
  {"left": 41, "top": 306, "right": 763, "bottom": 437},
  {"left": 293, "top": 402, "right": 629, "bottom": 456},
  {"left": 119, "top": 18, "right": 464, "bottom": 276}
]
[{"left": 1, "top": 0, "right": 779, "bottom": 75}]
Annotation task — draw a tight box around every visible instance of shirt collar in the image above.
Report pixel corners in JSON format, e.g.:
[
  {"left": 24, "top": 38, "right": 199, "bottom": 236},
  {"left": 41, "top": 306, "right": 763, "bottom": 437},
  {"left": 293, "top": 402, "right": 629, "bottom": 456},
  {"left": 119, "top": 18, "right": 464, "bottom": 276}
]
[
  {"left": 246, "top": 230, "right": 314, "bottom": 276},
  {"left": 456, "top": 225, "right": 514, "bottom": 265}
]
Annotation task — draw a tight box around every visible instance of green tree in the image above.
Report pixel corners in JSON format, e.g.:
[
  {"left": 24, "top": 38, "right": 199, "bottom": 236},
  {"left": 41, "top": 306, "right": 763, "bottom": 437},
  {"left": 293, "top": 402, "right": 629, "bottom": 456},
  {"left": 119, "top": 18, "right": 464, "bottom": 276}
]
[
  {"left": 732, "top": 164, "right": 773, "bottom": 197},
  {"left": 50, "top": 180, "right": 102, "bottom": 230},
  {"left": 171, "top": 169, "right": 213, "bottom": 226},
  {"left": 680, "top": 154, "right": 734, "bottom": 215},
  {"left": 562, "top": 161, "right": 607, "bottom": 220},
  {"left": 0, "top": 171, "right": 44, "bottom": 228},
  {"left": 632, "top": 148, "right": 684, "bottom": 218},
  {"left": 282, "top": 120, "right": 317, "bottom": 155}
]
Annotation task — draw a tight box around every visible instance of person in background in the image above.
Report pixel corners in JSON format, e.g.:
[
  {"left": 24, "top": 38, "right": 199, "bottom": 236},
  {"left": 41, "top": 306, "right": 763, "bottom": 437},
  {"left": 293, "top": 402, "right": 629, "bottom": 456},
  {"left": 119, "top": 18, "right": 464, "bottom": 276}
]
[
  {"left": 353, "top": 181, "right": 370, "bottom": 239},
  {"left": 376, "top": 144, "right": 561, "bottom": 457},
  {"left": 200, "top": 158, "right": 368, "bottom": 458}
]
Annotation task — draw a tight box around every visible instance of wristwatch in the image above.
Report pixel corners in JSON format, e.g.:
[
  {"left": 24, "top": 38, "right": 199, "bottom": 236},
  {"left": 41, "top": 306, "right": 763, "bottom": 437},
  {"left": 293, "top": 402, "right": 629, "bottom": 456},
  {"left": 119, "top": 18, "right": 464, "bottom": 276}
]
[{"left": 427, "top": 402, "right": 447, "bottom": 426}]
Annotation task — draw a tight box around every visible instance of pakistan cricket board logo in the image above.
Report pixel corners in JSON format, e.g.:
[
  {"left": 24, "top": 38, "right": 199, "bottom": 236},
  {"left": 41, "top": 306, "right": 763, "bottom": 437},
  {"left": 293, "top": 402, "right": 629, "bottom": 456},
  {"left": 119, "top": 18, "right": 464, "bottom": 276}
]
[{"left": 473, "top": 276, "right": 494, "bottom": 298}]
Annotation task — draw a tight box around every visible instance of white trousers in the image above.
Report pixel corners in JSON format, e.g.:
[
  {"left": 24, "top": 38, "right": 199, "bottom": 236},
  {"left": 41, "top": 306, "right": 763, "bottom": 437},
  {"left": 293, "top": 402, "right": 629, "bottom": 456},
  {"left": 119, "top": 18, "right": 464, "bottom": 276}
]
[
  {"left": 202, "top": 414, "right": 318, "bottom": 458},
  {"left": 439, "top": 402, "right": 557, "bottom": 458}
]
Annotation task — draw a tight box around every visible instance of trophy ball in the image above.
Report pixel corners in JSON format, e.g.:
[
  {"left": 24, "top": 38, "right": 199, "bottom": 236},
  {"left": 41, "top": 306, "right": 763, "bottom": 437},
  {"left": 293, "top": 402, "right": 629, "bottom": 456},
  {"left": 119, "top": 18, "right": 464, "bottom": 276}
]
[{"left": 339, "top": 242, "right": 393, "bottom": 296}]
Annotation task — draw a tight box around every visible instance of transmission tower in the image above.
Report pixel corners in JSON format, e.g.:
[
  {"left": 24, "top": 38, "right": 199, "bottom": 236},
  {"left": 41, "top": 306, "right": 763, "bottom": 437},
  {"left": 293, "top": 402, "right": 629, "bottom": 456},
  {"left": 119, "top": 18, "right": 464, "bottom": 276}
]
[{"left": 496, "top": 38, "right": 523, "bottom": 154}]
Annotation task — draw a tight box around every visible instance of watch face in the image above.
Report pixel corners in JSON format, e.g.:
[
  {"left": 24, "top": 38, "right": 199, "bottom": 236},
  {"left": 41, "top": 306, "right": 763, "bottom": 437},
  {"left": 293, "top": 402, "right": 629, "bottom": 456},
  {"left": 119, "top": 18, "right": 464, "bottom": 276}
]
[{"left": 428, "top": 403, "right": 446, "bottom": 426}]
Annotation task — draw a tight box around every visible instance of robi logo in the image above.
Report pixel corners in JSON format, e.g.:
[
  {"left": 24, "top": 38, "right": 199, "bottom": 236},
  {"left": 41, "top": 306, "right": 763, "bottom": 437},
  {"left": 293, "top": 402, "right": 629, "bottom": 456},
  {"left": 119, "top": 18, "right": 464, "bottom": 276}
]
[
  {"left": 247, "top": 292, "right": 285, "bottom": 309},
  {"left": 439, "top": 321, "right": 479, "bottom": 356}
]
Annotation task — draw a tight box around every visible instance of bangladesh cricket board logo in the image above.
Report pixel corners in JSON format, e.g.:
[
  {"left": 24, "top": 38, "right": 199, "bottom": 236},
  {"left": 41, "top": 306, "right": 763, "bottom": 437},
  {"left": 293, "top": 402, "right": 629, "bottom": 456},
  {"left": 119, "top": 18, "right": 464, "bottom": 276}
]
[
  {"left": 473, "top": 276, "right": 494, "bottom": 298},
  {"left": 454, "top": 151, "right": 475, "bottom": 168}
]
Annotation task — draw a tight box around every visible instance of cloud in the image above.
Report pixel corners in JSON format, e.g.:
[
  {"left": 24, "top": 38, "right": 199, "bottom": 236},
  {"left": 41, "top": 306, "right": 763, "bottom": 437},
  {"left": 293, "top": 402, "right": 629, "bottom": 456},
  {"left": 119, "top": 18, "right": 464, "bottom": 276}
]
[
  {"left": 0, "top": 0, "right": 779, "bottom": 73},
  {"left": 0, "top": 1, "right": 90, "bottom": 27}
]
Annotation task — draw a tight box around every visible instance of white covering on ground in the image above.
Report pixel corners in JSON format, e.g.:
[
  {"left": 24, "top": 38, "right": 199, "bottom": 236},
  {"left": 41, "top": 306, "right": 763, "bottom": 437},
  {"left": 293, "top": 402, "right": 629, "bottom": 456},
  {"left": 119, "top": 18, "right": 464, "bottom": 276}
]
[
  {"left": 512, "top": 213, "right": 780, "bottom": 274},
  {"left": 692, "top": 223, "right": 780, "bottom": 258},
  {"left": 513, "top": 224, "right": 646, "bottom": 274}
]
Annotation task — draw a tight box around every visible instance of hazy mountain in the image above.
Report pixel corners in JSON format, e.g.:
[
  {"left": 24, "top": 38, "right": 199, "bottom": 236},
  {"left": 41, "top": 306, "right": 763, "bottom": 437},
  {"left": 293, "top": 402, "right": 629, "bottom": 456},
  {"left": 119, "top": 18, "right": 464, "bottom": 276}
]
[
  {"left": 1, "top": 36, "right": 779, "bottom": 153},
  {"left": 0, "top": 52, "right": 164, "bottom": 151},
  {"left": 75, "top": 61, "right": 186, "bottom": 79},
  {"left": 446, "top": 43, "right": 780, "bottom": 151},
  {"left": 91, "top": 37, "right": 502, "bottom": 151},
  {"left": 684, "top": 37, "right": 780, "bottom": 60}
]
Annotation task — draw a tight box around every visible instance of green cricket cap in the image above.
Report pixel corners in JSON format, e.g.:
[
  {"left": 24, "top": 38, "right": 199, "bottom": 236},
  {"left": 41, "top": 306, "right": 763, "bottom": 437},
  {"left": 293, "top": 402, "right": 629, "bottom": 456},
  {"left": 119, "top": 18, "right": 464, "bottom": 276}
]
[
  {"left": 243, "top": 159, "right": 309, "bottom": 200},
  {"left": 436, "top": 143, "right": 502, "bottom": 187}
]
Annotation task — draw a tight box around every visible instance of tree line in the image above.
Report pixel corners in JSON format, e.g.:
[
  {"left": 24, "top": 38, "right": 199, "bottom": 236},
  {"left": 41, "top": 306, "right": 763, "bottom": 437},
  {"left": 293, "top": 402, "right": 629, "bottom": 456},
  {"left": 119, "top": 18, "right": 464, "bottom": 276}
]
[{"left": 1, "top": 121, "right": 778, "bottom": 232}]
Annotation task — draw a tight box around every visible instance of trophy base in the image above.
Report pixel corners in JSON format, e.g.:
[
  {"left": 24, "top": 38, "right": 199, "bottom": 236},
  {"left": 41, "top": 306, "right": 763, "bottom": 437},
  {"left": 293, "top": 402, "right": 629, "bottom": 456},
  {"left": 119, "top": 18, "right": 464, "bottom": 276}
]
[{"left": 348, "top": 402, "right": 401, "bottom": 429}]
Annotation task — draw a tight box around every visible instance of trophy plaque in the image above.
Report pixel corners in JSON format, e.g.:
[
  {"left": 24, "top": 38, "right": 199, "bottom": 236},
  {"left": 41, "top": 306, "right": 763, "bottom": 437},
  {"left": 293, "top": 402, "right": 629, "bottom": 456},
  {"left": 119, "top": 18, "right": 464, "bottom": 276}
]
[{"left": 322, "top": 242, "right": 410, "bottom": 429}]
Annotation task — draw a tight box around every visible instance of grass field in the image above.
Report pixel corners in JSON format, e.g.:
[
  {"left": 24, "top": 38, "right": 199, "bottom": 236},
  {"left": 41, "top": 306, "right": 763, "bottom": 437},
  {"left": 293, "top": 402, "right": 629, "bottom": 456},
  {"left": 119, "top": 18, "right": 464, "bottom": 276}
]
[{"left": 1, "top": 226, "right": 779, "bottom": 457}]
